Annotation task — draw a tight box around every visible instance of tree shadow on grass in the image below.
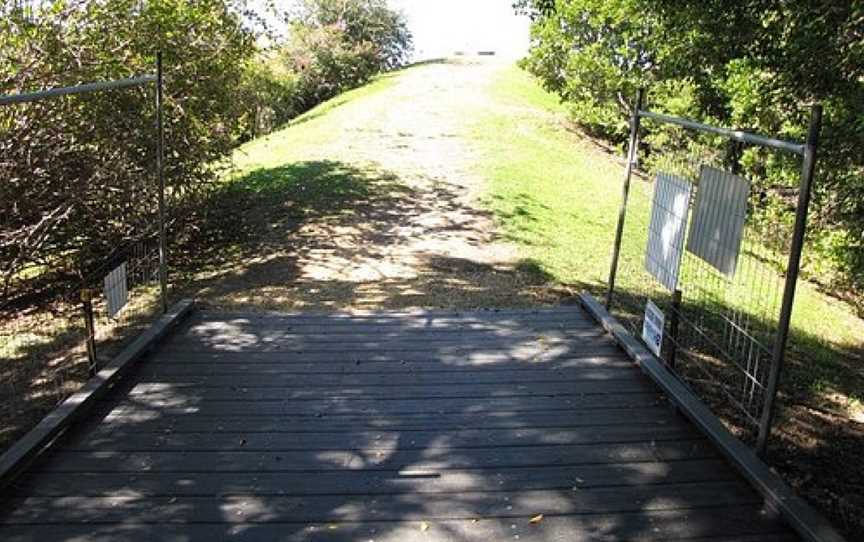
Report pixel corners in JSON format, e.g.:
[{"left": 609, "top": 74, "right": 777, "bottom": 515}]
[
  {"left": 173, "top": 160, "right": 579, "bottom": 312},
  {"left": 181, "top": 161, "right": 405, "bottom": 250}
]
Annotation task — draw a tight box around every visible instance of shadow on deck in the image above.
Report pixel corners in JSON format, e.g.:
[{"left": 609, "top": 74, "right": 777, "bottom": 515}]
[{"left": 0, "top": 306, "right": 796, "bottom": 541}]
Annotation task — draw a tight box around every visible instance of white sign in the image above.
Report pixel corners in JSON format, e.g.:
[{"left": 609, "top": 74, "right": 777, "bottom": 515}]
[
  {"left": 104, "top": 262, "right": 128, "bottom": 319},
  {"left": 645, "top": 172, "right": 692, "bottom": 291},
  {"left": 642, "top": 300, "right": 665, "bottom": 357},
  {"left": 687, "top": 166, "right": 750, "bottom": 278}
]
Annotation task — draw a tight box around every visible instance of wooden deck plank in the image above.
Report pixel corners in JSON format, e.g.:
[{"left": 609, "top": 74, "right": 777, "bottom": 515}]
[
  {"left": 33, "top": 439, "right": 717, "bottom": 473},
  {"left": 159, "top": 337, "right": 617, "bottom": 354},
  {"left": 0, "top": 527, "right": 797, "bottom": 542},
  {"left": 4, "top": 481, "right": 761, "bottom": 524},
  {"left": 65, "top": 425, "right": 701, "bottom": 452},
  {"left": 0, "top": 506, "right": 793, "bottom": 542},
  {"left": 172, "top": 325, "right": 605, "bottom": 343},
  {"left": 140, "top": 355, "right": 634, "bottom": 374},
  {"left": 9, "top": 459, "right": 739, "bottom": 497},
  {"left": 145, "top": 347, "right": 629, "bottom": 365},
  {"left": 133, "top": 368, "right": 644, "bottom": 387},
  {"left": 190, "top": 306, "right": 595, "bottom": 323},
  {"left": 93, "top": 407, "right": 681, "bottom": 433},
  {"left": 123, "top": 379, "right": 648, "bottom": 398},
  {"left": 98, "top": 393, "right": 667, "bottom": 418},
  {"left": 0, "top": 306, "right": 799, "bottom": 541},
  {"left": 150, "top": 346, "right": 628, "bottom": 364}
]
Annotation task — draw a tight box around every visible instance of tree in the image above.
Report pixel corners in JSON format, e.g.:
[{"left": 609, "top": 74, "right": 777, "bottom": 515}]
[
  {"left": 291, "top": 0, "right": 412, "bottom": 71},
  {"left": 276, "top": 0, "right": 412, "bottom": 112}
]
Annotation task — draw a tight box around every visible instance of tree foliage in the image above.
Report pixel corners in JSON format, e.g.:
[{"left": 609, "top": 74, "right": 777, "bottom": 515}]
[
  {"left": 517, "top": 0, "right": 864, "bottom": 300},
  {"left": 0, "top": 0, "right": 259, "bottom": 305},
  {"left": 279, "top": 0, "right": 412, "bottom": 112}
]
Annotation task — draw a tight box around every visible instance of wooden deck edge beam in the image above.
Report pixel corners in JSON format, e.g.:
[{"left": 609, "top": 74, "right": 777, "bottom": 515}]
[
  {"left": 0, "top": 299, "right": 195, "bottom": 494},
  {"left": 578, "top": 292, "right": 846, "bottom": 542}
]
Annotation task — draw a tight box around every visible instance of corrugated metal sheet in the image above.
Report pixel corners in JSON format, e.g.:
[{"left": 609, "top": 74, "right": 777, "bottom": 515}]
[
  {"left": 104, "top": 262, "right": 128, "bottom": 319},
  {"left": 645, "top": 172, "right": 692, "bottom": 291},
  {"left": 687, "top": 166, "right": 750, "bottom": 278}
]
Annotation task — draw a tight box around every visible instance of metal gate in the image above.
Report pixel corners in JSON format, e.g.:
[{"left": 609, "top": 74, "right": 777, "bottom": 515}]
[{"left": 605, "top": 89, "right": 821, "bottom": 455}]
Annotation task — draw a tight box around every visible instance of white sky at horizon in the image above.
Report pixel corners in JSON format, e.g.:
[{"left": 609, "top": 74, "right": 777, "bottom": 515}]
[
  {"left": 253, "top": 1, "right": 531, "bottom": 61},
  {"left": 389, "top": 0, "right": 531, "bottom": 61}
]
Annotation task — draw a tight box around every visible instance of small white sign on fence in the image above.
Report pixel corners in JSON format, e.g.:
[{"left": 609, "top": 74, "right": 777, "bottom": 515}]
[
  {"left": 104, "top": 262, "right": 128, "bottom": 319},
  {"left": 642, "top": 300, "right": 665, "bottom": 357}
]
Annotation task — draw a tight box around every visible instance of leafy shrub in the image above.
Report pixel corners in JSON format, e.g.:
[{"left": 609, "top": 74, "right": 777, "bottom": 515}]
[
  {"left": 238, "top": 55, "right": 300, "bottom": 141},
  {"left": 0, "top": 0, "right": 258, "bottom": 304}
]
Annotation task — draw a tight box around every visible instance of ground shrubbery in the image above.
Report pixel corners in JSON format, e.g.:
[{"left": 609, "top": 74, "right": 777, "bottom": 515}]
[
  {"left": 0, "top": 0, "right": 411, "bottom": 307},
  {"left": 514, "top": 0, "right": 864, "bottom": 308}
]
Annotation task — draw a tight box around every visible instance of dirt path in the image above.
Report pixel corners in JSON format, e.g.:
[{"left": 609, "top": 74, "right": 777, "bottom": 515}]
[{"left": 191, "top": 59, "right": 566, "bottom": 312}]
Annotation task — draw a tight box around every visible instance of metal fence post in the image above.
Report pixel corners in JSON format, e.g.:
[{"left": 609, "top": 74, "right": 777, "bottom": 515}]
[
  {"left": 156, "top": 51, "right": 168, "bottom": 313},
  {"left": 606, "top": 88, "right": 644, "bottom": 309},
  {"left": 667, "top": 289, "right": 683, "bottom": 370},
  {"left": 756, "top": 104, "right": 823, "bottom": 456},
  {"left": 81, "top": 289, "right": 98, "bottom": 376}
]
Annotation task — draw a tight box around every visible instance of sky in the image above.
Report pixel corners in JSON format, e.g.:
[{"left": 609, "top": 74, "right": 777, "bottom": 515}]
[
  {"left": 252, "top": 1, "right": 531, "bottom": 61},
  {"left": 388, "top": 0, "right": 531, "bottom": 61}
]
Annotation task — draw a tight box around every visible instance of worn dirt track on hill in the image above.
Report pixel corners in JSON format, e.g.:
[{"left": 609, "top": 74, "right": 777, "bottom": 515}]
[{"left": 188, "top": 59, "right": 569, "bottom": 312}]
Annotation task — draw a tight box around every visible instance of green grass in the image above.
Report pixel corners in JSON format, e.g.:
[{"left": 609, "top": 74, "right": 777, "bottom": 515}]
[
  {"left": 230, "top": 62, "right": 432, "bottom": 174},
  {"left": 471, "top": 68, "right": 630, "bottom": 290},
  {"left": 470, "top": 66, "right": 864, "bottom": 412}
]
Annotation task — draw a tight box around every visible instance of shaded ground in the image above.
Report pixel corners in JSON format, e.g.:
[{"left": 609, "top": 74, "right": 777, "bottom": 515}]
[{"left": 1, "top": 308, "right": 796, "bottom": 541}]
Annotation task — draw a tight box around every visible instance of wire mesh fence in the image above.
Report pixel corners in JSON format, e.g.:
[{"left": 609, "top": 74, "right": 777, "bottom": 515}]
[
  {"left": 606, "top": 92, "right": 820, "bottom": 452},
  {"left": 85, "top": 235, "right": 166, "bottom": 364},
  {"left": 0, "top": 61, "right": 170, "bottom": 453}
]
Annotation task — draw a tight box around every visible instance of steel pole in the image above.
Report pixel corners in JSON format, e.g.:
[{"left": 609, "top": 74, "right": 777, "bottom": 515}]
[
  {"left": 606, "top": 88, "right": 644, "bottom": 309},
  {"left": 756, "top": 104, "right": 823, "bottom": 456},
  {"left": 637, "top": 110, "right": 806, "bottom": 156},
  {"left": 81, "top": 289, "right": 98, "bottom": 376},
  {"left": 667, "top": 289, "right": 683, "bottom": 370},
  {"left": 0, "top": 75, "right": 156, "bottom": 106},
  {"left": 156, "top": 52, "right": 168, "bottom": 314}
]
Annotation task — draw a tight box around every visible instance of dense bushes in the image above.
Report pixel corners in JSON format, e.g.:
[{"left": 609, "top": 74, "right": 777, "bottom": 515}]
[
  {"left": 0, "top": 0, "right": 411, "bottom": 306},
  {"left": 0, "top": 0, "right": 257, "bottom": 304},
  {"left": 515, "top": 0, "right": 864, "bottom": 304}
]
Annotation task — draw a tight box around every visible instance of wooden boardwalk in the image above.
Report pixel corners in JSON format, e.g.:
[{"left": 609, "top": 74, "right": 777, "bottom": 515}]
[{"left": 0, "top": 306, "right": 797, "bottom": 541}]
